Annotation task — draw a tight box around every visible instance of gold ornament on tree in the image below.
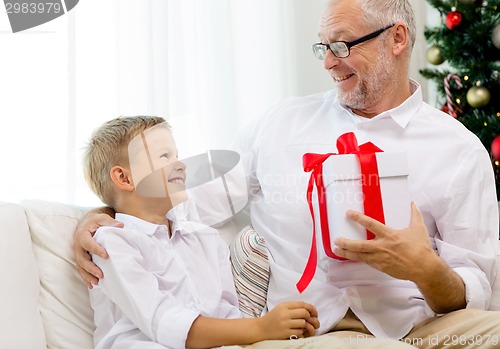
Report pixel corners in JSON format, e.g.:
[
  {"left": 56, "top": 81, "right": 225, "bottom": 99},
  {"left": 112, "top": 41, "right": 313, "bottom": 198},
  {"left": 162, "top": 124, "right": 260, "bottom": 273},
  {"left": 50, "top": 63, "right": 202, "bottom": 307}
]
[
  {"left": 466, "top": 81, "right": 491, "bottom": 108},
  {"left": 426, "top": 45, "right": 445, "bottom": 65}
]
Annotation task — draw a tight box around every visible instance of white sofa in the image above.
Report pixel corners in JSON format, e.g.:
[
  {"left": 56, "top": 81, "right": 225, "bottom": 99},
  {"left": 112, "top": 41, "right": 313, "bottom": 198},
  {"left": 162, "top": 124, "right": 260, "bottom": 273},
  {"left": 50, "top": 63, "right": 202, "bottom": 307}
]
[{"left": 1, "top": 200, "right": 500, "bottom": 349}]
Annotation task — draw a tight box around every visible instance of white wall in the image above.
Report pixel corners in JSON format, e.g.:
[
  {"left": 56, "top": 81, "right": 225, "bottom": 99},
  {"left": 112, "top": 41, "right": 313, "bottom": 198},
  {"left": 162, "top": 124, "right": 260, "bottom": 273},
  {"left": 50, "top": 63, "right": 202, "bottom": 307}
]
[{"left": 286, "top": 0, "right": 333, "bottom": 96}]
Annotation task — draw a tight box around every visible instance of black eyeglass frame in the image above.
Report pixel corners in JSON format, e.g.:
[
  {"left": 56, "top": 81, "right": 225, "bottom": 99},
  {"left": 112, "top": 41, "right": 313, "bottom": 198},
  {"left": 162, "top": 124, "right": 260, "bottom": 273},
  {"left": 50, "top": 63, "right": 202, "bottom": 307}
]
[{"left": 312, "top": 23, "right": 395, "bottom": 59}]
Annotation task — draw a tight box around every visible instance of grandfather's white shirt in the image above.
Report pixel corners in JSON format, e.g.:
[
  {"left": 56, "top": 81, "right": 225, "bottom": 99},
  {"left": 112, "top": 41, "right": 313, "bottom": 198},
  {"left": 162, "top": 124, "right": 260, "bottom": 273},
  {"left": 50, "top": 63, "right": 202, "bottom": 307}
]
[
  {"left": 232, "top": 80, "right": 499, "bottom": 339},
  {"left": 89, "top": 213, "right": 241, "bottom": 349}
]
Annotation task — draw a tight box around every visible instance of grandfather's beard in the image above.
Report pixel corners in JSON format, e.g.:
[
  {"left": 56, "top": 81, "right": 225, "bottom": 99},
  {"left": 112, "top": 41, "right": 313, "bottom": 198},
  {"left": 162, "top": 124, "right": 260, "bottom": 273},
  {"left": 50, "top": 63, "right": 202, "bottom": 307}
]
[{"left": 337, "top": 47, "right": 393, "bottom": 111}]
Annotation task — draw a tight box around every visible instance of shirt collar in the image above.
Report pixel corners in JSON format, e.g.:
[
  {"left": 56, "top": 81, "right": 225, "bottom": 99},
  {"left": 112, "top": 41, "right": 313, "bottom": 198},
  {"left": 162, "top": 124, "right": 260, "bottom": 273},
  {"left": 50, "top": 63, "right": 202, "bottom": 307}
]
[
  {"left": 335, "top": 79, "right": 422, "bottom": 129},
  {"left": 115, "top": 213, "right": 174, "bottom": 237}
]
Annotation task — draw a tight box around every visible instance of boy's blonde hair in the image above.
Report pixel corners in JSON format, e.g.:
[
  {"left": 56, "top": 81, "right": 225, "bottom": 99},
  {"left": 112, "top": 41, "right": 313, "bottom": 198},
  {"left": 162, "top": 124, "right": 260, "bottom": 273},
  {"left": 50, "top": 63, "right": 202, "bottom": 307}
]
[{"left": 83, "top": 116, "right": 170, "bottom": 206}]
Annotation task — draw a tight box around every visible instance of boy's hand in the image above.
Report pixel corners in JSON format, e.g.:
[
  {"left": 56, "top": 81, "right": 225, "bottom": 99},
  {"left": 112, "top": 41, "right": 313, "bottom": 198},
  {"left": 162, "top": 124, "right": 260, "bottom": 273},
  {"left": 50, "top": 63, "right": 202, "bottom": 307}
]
[
  {"left": 259, "top": 301, "right": 319, "bottom": 340},
  {"left": 73, "top": 211, "right": 123, "bottom": 288}
]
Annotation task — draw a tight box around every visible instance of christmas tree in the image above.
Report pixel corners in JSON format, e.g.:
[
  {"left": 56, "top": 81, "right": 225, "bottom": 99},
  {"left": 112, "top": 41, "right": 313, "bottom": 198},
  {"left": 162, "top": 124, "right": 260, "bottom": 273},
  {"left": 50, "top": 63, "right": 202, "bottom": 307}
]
[{"left": 420, "top": 0, "right": 500, "bottom": 198}]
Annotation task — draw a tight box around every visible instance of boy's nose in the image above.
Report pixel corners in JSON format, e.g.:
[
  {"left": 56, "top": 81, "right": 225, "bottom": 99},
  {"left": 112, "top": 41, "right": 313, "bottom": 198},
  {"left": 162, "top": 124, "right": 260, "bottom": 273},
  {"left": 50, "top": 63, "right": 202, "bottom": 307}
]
[{"left": 175, "top": 160, "right": 186, "bottom": 171}]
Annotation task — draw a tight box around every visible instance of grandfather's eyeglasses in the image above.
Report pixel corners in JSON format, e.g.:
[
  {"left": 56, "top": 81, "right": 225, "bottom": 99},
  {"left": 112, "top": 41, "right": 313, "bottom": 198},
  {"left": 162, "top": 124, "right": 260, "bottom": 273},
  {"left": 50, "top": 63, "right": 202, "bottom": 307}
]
[{"left": 312, "top": 24, "right": 395, "bottom": 60}]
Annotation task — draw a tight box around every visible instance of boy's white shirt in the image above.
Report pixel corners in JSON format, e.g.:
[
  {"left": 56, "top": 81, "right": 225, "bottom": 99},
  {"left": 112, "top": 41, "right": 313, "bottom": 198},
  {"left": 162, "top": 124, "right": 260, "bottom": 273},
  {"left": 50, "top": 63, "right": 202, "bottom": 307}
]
[{"left": 89, "top": 211, "right": 241, "bottom": 349}]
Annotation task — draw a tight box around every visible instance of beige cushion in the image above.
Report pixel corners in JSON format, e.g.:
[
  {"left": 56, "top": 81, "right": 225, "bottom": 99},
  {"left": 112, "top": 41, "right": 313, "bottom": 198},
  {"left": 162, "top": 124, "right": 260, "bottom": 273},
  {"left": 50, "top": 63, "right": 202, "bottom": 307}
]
[
  {"left": 0, "top": 202, "right": 46, "bottom": 349},
  {"left": 22, "top": 199, "right": 95, "bottom": 349}
]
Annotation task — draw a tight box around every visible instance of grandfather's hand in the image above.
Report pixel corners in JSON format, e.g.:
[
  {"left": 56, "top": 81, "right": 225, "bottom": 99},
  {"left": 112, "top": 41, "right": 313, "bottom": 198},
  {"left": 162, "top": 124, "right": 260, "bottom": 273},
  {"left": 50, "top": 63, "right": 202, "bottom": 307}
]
[
  {"left": 73, "top": 210, "right": 123, "bottom": 288},
  {"left": 333, "top": 202, "right": 439, "bottom": 283}
]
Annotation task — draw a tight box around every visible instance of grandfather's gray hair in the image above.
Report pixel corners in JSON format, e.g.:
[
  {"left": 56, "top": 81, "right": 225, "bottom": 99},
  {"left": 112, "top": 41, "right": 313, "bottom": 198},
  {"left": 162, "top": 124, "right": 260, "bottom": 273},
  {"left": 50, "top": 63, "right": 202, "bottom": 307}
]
[{"left": 323, "top": 0, "right": 416, "bottom": 51}]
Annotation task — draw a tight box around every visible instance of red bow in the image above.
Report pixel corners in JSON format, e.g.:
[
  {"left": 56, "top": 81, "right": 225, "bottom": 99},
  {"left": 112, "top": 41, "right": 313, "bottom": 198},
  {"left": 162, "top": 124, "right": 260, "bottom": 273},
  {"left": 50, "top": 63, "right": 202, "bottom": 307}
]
[{"left": 296, "top": 132, "right": 385, "bottom": 293}]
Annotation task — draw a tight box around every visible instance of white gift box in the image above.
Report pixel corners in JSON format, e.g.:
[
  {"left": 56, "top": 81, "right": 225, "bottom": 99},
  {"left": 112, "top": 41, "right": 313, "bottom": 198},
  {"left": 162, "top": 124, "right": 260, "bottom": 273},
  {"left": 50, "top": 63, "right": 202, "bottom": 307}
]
[{"left": 313, "top": 151, "right": 411, "bottom": 250}]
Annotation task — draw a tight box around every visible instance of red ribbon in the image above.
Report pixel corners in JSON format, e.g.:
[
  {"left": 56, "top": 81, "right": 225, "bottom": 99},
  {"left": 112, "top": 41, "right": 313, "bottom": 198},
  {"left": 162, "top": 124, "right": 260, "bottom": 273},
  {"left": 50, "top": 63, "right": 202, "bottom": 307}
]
[{"left": 296, "top": 132, "right": 385, "bottom": 293}]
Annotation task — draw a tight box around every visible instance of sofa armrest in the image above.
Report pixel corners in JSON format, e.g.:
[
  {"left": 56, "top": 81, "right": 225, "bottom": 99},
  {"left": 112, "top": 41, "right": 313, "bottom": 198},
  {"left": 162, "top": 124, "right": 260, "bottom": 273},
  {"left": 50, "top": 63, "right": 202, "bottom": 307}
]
[{"left": 0, "top": 202, "right": 46, "bottom": 349}]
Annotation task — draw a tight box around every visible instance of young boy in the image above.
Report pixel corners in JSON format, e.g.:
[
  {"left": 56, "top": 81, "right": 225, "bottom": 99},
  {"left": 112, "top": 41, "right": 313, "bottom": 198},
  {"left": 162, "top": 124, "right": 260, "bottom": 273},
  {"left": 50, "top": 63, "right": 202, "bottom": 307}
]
[{"left": 83, "top": 116, "right": 319, "bottom": 349}]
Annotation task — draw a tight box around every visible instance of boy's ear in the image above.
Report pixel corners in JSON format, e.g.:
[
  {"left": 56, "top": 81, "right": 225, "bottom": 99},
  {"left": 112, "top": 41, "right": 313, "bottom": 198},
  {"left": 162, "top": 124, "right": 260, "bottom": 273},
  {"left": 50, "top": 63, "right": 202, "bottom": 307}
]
[{"left": 110, "top": 165, "right": 135, "bottom": 192}]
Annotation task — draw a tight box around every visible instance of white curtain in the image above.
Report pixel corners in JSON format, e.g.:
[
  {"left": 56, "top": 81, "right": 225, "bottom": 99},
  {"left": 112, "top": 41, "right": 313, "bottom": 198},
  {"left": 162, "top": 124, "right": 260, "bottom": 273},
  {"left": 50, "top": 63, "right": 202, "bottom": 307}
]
[
  {"left": 70, "top": 0, "right": 329, "bottom": 205},
  {"left": 0, "top": 0, "right": 432, "bottom": 206}
]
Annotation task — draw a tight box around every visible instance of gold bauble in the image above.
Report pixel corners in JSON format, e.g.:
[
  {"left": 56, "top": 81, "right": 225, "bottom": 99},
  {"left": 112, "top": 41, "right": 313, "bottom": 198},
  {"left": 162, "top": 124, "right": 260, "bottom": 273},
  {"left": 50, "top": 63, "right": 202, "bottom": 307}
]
[
  {"left": 426, "top": 46, "right": 445, "bottom": 65},
  {"left": 466, "top": 86, "right": 491, "bottom": 108}
]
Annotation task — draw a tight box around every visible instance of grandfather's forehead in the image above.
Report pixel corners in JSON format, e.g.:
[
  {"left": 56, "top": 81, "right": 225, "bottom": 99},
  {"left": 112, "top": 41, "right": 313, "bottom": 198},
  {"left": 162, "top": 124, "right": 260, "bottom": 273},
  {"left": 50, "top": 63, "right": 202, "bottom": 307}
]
[{"left": 318, "top": 1, "right": 365, "bottom": 39}]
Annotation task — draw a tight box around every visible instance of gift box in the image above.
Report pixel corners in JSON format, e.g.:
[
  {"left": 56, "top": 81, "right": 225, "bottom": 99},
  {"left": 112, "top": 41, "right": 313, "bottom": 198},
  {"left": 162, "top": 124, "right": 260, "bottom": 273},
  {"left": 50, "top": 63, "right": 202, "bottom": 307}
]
[
  {"left": 297, "top": 132, "right": 411, "bottom": 293},
  {"left": 315, "top": 150, "right": 411, "bottom": 244}
]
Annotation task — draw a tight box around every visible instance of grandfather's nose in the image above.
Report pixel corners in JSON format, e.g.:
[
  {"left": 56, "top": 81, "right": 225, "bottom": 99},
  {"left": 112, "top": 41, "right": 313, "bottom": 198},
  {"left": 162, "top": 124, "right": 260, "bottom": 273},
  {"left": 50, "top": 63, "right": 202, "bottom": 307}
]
[{"left": 323, "top": 48, "right": 341, "bottom": 70}]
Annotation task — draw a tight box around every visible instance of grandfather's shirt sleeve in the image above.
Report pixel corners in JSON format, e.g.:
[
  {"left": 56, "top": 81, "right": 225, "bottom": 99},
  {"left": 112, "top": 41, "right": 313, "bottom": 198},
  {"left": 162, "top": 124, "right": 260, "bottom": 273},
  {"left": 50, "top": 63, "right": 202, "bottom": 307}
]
[
  {"left": 434, "top": 146, "right": 499, "bottom": 311},
  {"left": 92, "top": 226, "right": 200, "bottom": 349}
]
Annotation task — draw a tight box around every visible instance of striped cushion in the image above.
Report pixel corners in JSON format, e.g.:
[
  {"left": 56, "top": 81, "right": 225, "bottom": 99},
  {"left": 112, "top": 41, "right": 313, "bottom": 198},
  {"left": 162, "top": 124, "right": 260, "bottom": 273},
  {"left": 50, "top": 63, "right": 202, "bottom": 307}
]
[{"left": 229, "top": 225, "right": 270, "bottom": 317}]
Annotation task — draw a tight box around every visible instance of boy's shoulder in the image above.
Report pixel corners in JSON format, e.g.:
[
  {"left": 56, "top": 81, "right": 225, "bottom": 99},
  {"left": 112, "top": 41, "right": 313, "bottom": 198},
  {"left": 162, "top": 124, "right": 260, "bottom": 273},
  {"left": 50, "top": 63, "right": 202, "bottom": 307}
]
[{"left": 93, "top": 214, "right": 158, "bottom": 244}]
